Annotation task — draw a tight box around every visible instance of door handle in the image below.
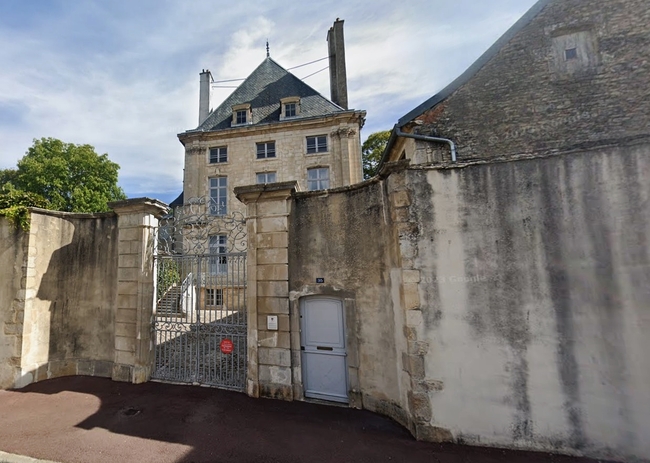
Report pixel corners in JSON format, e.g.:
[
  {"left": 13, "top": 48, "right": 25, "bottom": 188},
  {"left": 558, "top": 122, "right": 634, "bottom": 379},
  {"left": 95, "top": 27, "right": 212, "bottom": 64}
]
[{"left": 316, "top": 346, "right": 333, "bottom": 351}]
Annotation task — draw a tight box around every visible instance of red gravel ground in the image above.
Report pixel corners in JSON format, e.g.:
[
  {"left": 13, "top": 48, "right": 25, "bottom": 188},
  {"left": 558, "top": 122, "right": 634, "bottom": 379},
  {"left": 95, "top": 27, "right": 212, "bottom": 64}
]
[{"left": 0, "top": 376, "right": 616, "bottom": 463}]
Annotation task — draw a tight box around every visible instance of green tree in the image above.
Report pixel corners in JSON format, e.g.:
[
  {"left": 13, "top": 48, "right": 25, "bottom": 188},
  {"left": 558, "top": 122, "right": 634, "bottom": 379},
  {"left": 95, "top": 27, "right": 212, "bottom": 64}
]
[
  {"left": 11, "top": 137, "right": 126, "bottom": 213},
  {"left": 0, "top": 168, "right": 18, "bottom": 186},
  {"left": 0, "top": 184, "right": 50, "bottom": 229},
  {"left": 362, "top": 130, "right": 391, "bottom": 179}
]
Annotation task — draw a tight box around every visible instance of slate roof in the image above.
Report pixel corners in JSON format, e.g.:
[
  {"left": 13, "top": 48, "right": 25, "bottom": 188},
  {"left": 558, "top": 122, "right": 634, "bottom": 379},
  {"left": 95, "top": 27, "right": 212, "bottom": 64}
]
[
  {"left": 193, "top": 57, "right": 346, "bottom": 132},
  {"left": 169, "top": 192, "right": 183, "bottom": 207}
]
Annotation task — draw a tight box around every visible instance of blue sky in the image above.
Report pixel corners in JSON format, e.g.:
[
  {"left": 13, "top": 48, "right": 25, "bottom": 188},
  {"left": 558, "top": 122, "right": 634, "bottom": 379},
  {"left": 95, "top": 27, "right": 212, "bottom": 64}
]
[{"left": 0, "top": 0, "right": 537, "bottom": 204}]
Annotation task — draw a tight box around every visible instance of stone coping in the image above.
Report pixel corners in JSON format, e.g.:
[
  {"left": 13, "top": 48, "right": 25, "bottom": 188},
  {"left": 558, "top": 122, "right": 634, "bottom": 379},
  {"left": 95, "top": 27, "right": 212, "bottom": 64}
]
[
  {"left": 0, "top": 450, "right": 60, "bottom": 463},
  {"left": 235, "top": 181, "right": 299, "bottom": 204},
  {"left": 108, "top": 197, "right": 169, "bottom": 218},
  {"left": 27, "top": 207, "right": 116, "bottom": 220},
  {"left": 179, "top": 110, "right": 366, "bottom": 141},
  {"left": 405, "top": 134, "right": 650, "bottom": 171}
]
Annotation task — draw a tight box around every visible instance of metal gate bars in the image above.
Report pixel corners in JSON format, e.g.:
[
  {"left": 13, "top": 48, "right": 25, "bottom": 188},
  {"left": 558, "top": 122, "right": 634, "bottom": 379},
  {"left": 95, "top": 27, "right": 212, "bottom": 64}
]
[{"left": 152, "top": 199, "right": 248, "bottom": 391}]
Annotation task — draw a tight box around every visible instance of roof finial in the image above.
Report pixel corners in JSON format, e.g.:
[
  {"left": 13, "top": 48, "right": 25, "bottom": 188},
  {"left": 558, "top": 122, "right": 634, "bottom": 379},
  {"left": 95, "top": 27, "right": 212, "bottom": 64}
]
[{"left": 266, "top": 40, "right": 270, "bottom": 58}]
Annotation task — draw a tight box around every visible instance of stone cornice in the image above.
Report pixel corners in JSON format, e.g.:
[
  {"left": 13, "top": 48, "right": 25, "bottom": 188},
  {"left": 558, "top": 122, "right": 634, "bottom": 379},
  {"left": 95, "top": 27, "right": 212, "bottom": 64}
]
[
  {"left": 330, "top": 127, "right": 357, "bottom": 139},
  {"left": 235, "top": 181, "right": 299, "bottom": 204},
  {"left": 178, "top": 110, "right": 366, "bottom": 145},
  {"left": 109, "top": 197, "right": 170, "bottom": 218}
]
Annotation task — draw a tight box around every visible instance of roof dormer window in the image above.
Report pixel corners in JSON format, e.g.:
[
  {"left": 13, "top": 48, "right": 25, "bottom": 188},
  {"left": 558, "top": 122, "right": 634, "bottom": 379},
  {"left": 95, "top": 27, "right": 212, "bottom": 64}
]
[
  {"left": 232, "top": 103, "right": 252, "bottom": 126},
  {"left": 280, "top": 96, "right": 300, "bottom": 121},
  {"left": 236, "top": 110, "right": 247, "bottom": 124}
]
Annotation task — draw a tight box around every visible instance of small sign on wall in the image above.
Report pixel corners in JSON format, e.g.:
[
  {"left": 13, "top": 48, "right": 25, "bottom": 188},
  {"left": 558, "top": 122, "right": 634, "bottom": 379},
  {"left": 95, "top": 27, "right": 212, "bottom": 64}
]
[
  {"left": 316, "top": 278, "right": 325, "bottom": 284},
  {"left": 267, "top": 315, "right": 278, "bottom": 331}
]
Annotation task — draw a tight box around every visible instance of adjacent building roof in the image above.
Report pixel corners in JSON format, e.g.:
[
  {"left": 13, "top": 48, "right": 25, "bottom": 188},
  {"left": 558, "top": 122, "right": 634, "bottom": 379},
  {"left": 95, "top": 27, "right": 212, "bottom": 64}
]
[
  {"left": 377, "top": 0, "right": 552, "bottom": 168},
  {"left": 193, "top": 57, "right": 347, "bottom": 132},
  {"left": 169, "top": 192, "right": 183, "bottom": 207},
  {"left": 396, "top": 0, "right": 552, "bottom": 128}
]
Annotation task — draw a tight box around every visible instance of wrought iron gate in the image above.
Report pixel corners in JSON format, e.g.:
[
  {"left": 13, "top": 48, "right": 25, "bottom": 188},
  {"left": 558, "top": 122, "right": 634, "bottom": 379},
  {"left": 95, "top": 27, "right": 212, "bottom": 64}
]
[{"left": 152, "top": 198, "right": 247, "bottom": 391}]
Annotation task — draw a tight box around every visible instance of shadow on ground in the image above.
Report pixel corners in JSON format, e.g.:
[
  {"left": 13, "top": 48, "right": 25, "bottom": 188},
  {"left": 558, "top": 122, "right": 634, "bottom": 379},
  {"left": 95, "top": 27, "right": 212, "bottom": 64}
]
[{"left": 0, "top": 376, "right": 616, "bottom": 463}]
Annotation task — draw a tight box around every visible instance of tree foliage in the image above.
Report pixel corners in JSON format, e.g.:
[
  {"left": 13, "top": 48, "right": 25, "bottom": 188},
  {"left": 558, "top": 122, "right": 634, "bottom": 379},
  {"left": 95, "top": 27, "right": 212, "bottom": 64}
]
[
  {"left": 0, "top": 168, "right": 18, "bottom": 185},
  {"left": 0, "top": 138, "right": 127, "bottom": 229},
  {"left": 0, "top": 184, "right": 49, "bottom": 230},
  {"left": 157, "top": 259, "right": 181, "bottom": 301},
  {"left": 362, "top": 130, "right": 391, "bottom": 179},
  {"left": 10, "top": 137, "right": 126, "bottom": 213}
]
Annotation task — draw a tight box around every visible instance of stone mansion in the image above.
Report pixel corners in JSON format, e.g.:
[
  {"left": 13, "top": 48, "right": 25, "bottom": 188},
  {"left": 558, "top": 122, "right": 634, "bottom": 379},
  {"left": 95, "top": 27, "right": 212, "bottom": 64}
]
[{"left": 175, "top": 20, "right": 366, "bottom": 216}]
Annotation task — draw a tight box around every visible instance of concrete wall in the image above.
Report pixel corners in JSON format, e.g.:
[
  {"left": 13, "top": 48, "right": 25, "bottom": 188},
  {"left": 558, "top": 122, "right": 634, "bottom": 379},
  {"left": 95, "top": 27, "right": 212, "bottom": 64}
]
[{"left": 404, "top": 143, "right": 650, "bottom": 460}]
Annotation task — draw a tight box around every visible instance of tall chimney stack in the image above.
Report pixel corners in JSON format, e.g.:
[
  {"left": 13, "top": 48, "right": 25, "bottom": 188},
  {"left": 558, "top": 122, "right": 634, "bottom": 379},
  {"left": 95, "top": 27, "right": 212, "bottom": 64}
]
[
  {"left": 327, "top": 19, "right": 348, "bottom": 110},
  {"left": 199, "top": 69, "right": 211, "bottom": 126}
]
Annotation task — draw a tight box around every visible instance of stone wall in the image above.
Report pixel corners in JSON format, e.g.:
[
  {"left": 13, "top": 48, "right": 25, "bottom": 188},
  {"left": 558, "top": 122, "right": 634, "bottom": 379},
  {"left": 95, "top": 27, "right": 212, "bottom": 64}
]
[
  {"left": 0, "top": 219, "right": 28, "bottom": 389},
  {"left": 0, "top": 199, "right": 167, "bottom": 389},
  {"left": 236, "top": 168, "right": 441, "bottom": 434},
  {"left": 237, "top": 140, "right": 650, "bottom": 461},
  {"left": 18, "top": 210, "right": 118, "bottom": 386},
  {"left": 400, "top": 0, "right": 650, "bottom": 164},
  {"left": 289, "top": 177, "right": 406, "bottom": 419},
  {"left": 401, "top": 143, "right": 650, "bottom": 461},
  {"left": 236, "top": 182, "right": 296, "bottom": 400},
  {"left": 365, "top": 1, "right": 650, "bottom": 458}
]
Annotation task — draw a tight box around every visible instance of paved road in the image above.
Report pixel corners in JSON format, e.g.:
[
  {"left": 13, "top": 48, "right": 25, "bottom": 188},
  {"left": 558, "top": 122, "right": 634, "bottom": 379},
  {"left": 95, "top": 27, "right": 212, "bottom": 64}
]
[{"left": 0, "top": 377, "right": 613, "bottom": 463}]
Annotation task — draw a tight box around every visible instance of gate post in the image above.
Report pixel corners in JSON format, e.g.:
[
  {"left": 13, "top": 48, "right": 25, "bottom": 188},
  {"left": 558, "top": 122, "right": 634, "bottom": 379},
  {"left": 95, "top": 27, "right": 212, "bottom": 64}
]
[
  {"left": 235, "top": 182, "right": 297, "bottom": 400},
  {"left": 109, "top": 198, "right": 169, "bottom": 384}
]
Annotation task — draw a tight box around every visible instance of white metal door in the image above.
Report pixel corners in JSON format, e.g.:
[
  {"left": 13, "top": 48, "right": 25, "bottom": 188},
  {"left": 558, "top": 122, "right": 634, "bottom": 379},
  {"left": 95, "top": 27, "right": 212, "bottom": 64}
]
[{"left": 300, "top": 297, "right": 348, "bottom": 403}]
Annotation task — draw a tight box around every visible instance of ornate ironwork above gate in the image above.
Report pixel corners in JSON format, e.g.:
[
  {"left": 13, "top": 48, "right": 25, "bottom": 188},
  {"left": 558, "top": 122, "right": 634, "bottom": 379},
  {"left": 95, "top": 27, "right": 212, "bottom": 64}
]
[
  {"left": 152, "top": 196, "right": 248, "bottom": 391},
  {"left": 158, "top": 196, "right": 247, "bottom": 255}
]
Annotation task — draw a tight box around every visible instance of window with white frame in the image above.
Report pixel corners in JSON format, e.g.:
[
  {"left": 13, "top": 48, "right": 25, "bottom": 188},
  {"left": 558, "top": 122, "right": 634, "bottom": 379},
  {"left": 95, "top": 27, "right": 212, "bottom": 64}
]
[
  {"left": 209, "top": 146, "right": 227, "bottom": 164},
  {"left": 307, "top": 167, "right": 329, "bottom": 191},
  {"left": 306, "top": 135, "right": 327, "bottom": 154},
  {"left": 205, "top": 288, "right": 223, "bottom": 306},
  {"left": 280, "top": 96, "right": 300, "bottom": 121},
  {"left": 209, "top": 235, "right": 227, "bottom": 275},
  {"left": 285, "top": 103, "right": 296, "bottom": 118},
  {"left": 209, "top": 177, "right": 227, "bottom": 216},
  {"left": 231, "top": 103, "right": 251, "bottom": 126},
  {"left": 256, "top": 172, "right": 277, "bottom": 184},
  {"left": 256, "top": 141, "right": 276, "bottom": 159}
]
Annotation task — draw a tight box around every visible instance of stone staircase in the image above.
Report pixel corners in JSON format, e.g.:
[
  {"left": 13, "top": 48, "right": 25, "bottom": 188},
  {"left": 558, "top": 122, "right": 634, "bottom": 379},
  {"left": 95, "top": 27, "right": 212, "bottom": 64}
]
[{"left": 157, "top": 285, "right": 183, "bottom": 317}]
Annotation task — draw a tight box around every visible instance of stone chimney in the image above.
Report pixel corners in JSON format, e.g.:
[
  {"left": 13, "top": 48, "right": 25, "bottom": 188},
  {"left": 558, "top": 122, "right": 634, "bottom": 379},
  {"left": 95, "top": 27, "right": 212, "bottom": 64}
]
[
  {"left": 199, "top": 69, "right": 212, "bottom": 126},
  {"left": 327, "top": 19, "right": 348, "bottom": 110}
]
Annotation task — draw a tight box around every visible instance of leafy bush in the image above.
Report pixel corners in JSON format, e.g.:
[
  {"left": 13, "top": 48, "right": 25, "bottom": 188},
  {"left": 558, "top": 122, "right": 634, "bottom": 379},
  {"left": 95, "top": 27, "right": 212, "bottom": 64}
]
[
  {"left": 0, "top": 185, "right": 49, "bottom": 230},
  {"left": 157, "top": 258, "right": 181, "bottom": 301}
]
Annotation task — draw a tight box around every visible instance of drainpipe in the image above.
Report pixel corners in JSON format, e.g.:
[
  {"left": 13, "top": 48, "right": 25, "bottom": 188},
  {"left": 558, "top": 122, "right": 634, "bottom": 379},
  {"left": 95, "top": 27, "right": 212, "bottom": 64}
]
[{"left": 395, "top": 128, "right": 457, "bottom": 162}]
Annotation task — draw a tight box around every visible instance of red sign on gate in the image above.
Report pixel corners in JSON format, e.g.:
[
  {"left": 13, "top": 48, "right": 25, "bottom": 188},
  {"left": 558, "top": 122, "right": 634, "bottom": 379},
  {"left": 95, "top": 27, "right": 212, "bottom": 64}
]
[{"left": 220, "top": 339, "right": 234, "bottom": 354}]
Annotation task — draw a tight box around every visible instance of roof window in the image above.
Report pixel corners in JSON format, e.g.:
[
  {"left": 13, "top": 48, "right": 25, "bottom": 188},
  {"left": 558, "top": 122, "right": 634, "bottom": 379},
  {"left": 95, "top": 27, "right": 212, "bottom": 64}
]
[
  {"left": 280, "top": 96, "right": 300, "bottom": 121},
  {"left": 232, "top": 103, "right": 252, "bottom": 126}
]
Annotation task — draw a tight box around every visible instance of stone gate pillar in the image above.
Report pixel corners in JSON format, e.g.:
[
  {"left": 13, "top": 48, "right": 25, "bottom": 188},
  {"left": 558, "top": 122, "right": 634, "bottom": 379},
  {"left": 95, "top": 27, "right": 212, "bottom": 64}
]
[
  {"left": 235, "top": 182, "right": 297, "bottom": 400},
  {"left": 109, "top": 198, "right": 168, "bottom": 383}
]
